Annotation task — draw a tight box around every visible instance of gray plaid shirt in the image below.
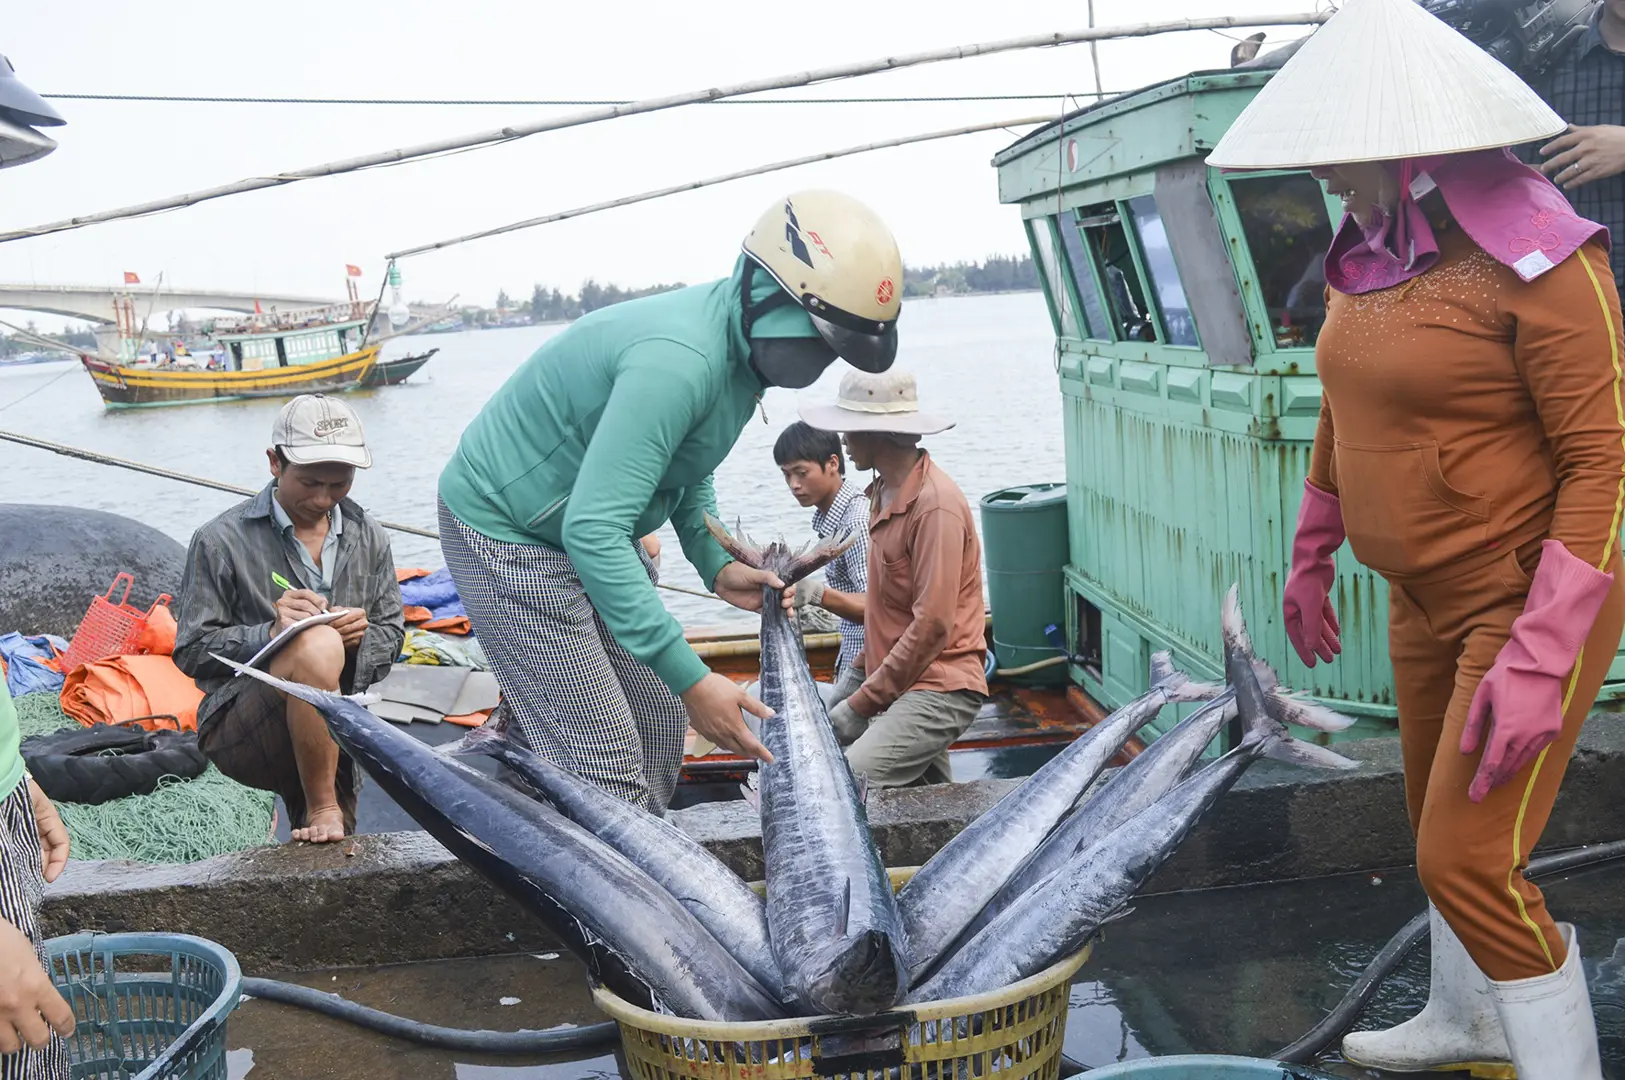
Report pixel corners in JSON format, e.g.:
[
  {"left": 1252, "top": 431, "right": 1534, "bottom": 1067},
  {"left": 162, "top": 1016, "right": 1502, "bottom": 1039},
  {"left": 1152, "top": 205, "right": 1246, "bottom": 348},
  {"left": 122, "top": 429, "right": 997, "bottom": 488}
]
[
  {"left": 174, "top": 482, "right": 406, "bottom": 728},
  {"left": 1522, "top": 10, "right": 1625, "bottom": 292},
  {"left": 811, "top": 480, "right": 871, "bottom": 677}
]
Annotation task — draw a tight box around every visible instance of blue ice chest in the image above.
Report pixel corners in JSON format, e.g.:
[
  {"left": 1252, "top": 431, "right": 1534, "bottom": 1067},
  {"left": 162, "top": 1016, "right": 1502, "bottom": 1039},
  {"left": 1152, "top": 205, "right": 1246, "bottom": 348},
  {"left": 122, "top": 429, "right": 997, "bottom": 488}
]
[{"left": 1082, "top": 1055, "right": 1341, "bottom": 1079}]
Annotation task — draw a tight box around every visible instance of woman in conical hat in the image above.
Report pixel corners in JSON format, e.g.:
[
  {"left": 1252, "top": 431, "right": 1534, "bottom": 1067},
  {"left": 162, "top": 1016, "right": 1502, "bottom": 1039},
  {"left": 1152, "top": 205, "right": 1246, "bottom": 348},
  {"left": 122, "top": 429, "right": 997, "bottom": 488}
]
[{"left": 1210, "top": 0, "right": 1624, "bottom": 1076}]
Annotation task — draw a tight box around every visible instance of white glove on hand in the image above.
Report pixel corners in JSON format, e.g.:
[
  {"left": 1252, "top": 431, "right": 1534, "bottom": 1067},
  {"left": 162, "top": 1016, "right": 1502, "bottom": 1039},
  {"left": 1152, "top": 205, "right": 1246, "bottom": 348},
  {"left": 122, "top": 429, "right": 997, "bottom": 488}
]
[
  {"left": 828, "top": 700, "right": 869, "bottom": 746},
  {"left": 793, "top": 577, "right": 827, "bottom": 610}
]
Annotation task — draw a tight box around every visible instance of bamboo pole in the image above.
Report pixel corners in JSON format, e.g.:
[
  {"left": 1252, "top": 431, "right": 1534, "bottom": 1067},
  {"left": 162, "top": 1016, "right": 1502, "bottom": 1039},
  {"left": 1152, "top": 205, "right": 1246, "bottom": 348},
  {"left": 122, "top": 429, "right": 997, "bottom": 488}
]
[
  {"left": 388, "top": 115, "right": 1053, "bottom": 260},
  {"left": 0, "top": 13, "right": 1328, "bottom": 245}
]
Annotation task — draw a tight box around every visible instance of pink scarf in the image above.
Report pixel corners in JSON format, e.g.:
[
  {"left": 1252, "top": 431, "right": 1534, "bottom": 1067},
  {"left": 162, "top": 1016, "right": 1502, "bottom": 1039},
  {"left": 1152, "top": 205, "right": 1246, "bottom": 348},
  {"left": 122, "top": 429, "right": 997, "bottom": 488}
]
[{"left": 1325, "top": 148, "right": 1609, "bottom": 295}]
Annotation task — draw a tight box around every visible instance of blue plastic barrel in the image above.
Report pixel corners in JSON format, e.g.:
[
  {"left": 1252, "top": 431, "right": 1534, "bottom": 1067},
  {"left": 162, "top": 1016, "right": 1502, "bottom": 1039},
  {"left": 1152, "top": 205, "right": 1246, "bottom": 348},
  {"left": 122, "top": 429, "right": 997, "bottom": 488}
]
[{"left": 1082, "top": 1055, "right": 1341, "bottom": 1079}]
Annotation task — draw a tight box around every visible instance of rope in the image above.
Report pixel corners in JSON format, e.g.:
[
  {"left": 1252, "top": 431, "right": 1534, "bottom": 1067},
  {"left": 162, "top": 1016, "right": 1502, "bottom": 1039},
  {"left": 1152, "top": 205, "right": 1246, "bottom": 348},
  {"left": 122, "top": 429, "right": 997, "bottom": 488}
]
[
  {"left": 0, "top": 427, "right": 732, "bottom": 603},
  {"left": 42, "top": 92, "right": 1118, "bottom": 106},
  {"left": 389, "top": 115, "right": 1053, "bottom": 259},
  {"left": 0, "top": 13, "right": 1329, "bottom": 245}
]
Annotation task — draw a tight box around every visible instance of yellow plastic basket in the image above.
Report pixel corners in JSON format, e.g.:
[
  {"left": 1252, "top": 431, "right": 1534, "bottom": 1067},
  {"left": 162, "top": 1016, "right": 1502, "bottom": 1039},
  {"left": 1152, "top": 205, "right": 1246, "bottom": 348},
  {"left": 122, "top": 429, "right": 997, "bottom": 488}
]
[{"left": 592, "top": 867, "right": 1090, "bottom": 1080}]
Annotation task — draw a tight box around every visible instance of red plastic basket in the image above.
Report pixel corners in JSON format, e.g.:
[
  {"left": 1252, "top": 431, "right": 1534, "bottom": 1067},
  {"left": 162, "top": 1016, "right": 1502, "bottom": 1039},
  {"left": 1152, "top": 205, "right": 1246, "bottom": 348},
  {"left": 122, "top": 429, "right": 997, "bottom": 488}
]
[{"left": 62, "top": 573, "right": 173, "bottom": 674}]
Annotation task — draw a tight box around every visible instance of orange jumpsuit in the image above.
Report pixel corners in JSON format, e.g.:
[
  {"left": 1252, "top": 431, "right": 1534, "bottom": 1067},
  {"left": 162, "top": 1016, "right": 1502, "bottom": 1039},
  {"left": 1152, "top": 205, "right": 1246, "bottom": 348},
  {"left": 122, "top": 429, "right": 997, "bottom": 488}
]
[{"left": 1311, "top": 224, "right": 1625, "bottom": 982}]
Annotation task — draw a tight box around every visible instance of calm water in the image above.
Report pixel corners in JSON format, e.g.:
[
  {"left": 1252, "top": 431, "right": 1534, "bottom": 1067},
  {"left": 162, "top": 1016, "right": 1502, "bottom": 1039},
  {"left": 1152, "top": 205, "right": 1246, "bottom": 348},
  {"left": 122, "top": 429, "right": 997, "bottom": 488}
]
[
  {"left": 220, "top": 864, "right": 1625, "bottom": 1076},
  {"left": 0, "top": 292, "right": 1061, "bottom": 629}
]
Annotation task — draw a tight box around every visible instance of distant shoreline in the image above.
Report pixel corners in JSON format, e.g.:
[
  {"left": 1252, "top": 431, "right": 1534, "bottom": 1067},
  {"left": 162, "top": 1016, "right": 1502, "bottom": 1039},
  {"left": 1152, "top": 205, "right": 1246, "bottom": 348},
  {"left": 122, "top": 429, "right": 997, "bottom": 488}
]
[{"left": 417, "top": 288, "right": 1043, "bottom": 335}]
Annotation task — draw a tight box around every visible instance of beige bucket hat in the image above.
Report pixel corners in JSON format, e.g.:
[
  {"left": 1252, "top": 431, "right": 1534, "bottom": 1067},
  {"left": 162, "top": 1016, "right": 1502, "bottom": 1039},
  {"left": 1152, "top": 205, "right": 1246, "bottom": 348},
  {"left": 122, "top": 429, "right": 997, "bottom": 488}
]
[
  {"left": 798, "top": 369, "right": 954, "bottom": 436},
  {"left": 1206, "top": 0, "right": 1566, "bottom": 171}
]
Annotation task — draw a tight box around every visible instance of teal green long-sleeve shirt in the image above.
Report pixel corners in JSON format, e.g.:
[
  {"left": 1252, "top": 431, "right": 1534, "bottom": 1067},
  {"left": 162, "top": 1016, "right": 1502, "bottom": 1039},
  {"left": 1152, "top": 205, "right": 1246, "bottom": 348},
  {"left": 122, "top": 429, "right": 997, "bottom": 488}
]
[
  {"left": 439, "top": 261, "right": 783, "bottom": 694},
  {"left": 0, "top": 682, "right": 20, "bottom": 806}
]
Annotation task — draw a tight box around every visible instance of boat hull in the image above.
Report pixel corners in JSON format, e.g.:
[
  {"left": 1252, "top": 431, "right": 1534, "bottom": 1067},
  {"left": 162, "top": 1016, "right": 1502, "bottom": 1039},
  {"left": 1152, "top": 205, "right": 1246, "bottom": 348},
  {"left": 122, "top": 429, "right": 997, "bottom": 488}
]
[
  {"left": 79, "top": 345, "right": 379, "bottom": 408},
  {"left": 359, "top": 349, "right": 436, "bottom": 387}
]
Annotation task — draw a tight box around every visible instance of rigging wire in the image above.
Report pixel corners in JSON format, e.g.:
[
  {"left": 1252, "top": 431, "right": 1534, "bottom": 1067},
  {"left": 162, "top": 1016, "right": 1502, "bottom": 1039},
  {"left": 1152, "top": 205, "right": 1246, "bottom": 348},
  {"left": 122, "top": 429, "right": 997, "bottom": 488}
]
[
  {"left": 387, "top": 115, "right": 1053, "bottom": 260},
  {"left": 40, "top": 92, "right": 1115, "bottom": 107},
  {"left": 0, "top": 13, "right": 1329, "bottom": 246}
]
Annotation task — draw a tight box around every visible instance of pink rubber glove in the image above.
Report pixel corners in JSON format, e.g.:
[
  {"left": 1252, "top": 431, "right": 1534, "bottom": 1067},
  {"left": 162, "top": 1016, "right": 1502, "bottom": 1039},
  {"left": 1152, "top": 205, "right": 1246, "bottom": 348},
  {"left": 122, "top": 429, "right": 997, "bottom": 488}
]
[
  {"left": 1282, "top": 481, "right": 1345, "bottom": 667},
  {"left": 1462, "top": 540, "right": 1613, "bottom": 803}
]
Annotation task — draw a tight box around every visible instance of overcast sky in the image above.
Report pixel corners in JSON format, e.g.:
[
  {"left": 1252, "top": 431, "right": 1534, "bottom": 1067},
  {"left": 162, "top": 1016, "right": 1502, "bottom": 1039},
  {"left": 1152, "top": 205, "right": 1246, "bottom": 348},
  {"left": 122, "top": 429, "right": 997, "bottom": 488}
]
[{"left": 1, "top": 0, "right": 1325, "bottom": 314}]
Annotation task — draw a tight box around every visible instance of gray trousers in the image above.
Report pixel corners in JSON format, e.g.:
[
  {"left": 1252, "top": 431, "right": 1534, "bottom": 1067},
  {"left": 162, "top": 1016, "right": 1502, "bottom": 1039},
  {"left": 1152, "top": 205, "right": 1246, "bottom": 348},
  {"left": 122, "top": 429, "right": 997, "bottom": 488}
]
[
  {"left": 438, "top": 499, "right": 689, "bottom": 813},
  {"left": 0, "top": 782, "right": 71, "bottom": 1080},
  {"left": 843, "top": 689, "right": 984, "bottom": 789}
]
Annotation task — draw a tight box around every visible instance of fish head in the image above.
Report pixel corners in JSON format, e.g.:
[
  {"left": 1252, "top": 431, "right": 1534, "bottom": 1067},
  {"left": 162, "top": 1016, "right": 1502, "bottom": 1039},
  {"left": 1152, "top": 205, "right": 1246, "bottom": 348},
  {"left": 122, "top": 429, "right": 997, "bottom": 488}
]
[{"left": 802, "top": 930, "right": 908, "bottom": 1015}]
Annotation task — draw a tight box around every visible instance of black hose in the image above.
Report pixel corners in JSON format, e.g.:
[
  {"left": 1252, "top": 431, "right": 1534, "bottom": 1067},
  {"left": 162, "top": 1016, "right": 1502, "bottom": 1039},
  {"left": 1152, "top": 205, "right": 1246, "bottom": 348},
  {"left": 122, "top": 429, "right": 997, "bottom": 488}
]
[
  {"left": 238, "top": 977, "right": 620, "bottom": 1053},
  {"left": 1274, "top": 838, "right": 1625, "bottom": 1065}
]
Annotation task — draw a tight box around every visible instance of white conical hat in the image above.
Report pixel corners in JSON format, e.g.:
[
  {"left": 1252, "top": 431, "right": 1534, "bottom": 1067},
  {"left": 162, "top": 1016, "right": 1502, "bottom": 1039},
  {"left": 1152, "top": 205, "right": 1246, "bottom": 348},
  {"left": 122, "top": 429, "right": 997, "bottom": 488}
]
[{"left": 1207, "top": 0, "right": 1566, "bottom": 170}]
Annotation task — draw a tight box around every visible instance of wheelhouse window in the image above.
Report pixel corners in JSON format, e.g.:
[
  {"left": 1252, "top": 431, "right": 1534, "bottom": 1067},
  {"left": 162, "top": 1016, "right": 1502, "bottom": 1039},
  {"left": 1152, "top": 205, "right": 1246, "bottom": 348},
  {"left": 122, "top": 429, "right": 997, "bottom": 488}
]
[
  {"left": 1076, "top": 205, "right": 1156, "bottom": 343},
  {"left": 1026, "top": 217, "right": 1081, "bottom": 339},
  {"left": 1125, "top": 196, "right": 1200, "bottom": 347},
  {"left": 1228, "top": 174, "right": 1336, "bottom": 349},
  {"left": 1055, "top": 211, "right": 1112, "bottom": 341}
]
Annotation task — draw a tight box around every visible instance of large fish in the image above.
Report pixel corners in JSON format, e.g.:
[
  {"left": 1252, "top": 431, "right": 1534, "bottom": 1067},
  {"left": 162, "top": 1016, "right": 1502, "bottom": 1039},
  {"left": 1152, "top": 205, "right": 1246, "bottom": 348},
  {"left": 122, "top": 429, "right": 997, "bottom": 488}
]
[
  {"left": 906, "top": 587, "right": 1358, "bottom": 1003},
  {"left": 216, "top": 658, "right": 786, "bottom": 1023},
  {"left": 706, "top": 515, "right": 911, "bottom": 1016},
  {"left": 941, "top": 654, "right": 1357, "bottom": 957},
  {"left": 447, "top": 712, "right": 786, "bottom": 1003},
  {"left": 895, "top": 666, "right": 1217, "bottom": 985}
]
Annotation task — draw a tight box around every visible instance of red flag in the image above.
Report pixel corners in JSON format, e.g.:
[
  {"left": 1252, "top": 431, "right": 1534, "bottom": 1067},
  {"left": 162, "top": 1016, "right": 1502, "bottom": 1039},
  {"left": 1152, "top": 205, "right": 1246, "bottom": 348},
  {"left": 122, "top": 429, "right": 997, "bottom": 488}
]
[
  {"left": 253, "top": 298, "right": 262, "bottom": 315},
  {"left": 346, "top": 264, "right": 363, "bottom": 278},
  {"left": 123, "top": 271, "right": 139, "bottom": 285}
]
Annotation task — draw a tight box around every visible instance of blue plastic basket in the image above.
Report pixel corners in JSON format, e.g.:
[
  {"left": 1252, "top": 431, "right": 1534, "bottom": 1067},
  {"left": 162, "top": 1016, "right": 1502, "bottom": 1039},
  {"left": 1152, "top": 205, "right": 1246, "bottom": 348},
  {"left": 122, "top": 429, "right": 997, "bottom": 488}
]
[{"left": 44, "top": 932, "right": 242, "bottom": 1080}]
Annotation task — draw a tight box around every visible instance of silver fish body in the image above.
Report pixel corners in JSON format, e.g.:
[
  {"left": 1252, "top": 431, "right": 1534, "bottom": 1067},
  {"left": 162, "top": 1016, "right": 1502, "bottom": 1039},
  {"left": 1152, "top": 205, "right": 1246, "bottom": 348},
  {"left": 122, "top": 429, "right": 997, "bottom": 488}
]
[
  {"left": 219, "top": 659, "right": 786, "bottom": 1023},
  {"left": 708, "top": 517, "right": 911, "bottom": 1016},
  {"left": 943, "top": 690, "right": 1239, "bottom": 955},
  {"left": 896, "top": 680, "right": 1191, "bottom": 984},
  {"left": 908, "top": 588, "right": 1357, "bottom": 1003},
  {"left": 449, "top": 716, "right": 786, "bottom": 1003}
]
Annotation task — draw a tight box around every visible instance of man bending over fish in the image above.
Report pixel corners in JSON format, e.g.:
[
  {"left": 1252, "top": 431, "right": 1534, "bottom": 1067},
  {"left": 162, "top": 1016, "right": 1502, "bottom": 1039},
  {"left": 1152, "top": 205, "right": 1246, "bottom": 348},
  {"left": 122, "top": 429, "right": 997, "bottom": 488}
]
[
  {"left": 802, "top": 371, "right": 988, "bottom": 787},
  {"left": 773, "top": 420, "right": 869, "bottom": 698},
  {"left": 436, "top": 191, "right": 907, "bottom": 812},
  {"left": 175, "top": 395, "right": 406, "bottom": 843}
]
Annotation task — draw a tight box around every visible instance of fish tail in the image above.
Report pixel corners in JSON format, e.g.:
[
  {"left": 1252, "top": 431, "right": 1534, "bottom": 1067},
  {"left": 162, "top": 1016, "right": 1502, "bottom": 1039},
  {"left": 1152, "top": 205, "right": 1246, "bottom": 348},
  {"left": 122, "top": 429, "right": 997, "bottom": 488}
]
[
  {"left": 1222, "top": 587, "right": 1358, "bottom": 771},
  {"left": 213, "top": 653, "right": 343, "bottom": 708},
  {"left": 704, "top": 512, "right": 766, "bottom": 568},
  {"left": 441, "top": 706, "right": 511, "bottom": 758},
  {"left": 781, "top": 531, "right": 859, "bottom": 587},
  {"left": 704, "top": 512, "right": 857, "bottom": 586}
]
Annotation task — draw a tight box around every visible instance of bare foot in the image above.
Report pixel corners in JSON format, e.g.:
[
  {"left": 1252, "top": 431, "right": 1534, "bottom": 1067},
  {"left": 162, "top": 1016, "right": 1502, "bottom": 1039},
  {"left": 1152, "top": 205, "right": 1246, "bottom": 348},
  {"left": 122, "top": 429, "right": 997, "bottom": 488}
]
[{"left": 292, "top": 805, "right": 347, "bottom": 843}]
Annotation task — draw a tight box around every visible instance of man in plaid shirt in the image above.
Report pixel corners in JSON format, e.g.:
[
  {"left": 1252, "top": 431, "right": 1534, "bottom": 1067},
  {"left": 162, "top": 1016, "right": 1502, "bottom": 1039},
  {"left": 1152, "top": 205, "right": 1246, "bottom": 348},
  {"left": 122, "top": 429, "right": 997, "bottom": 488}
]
[
  {"left": 1525, "top": 0, "right": 1625, "bottom": 292},
  {"left": 774, "top": 422, "right": 869, "bottom": 699}
]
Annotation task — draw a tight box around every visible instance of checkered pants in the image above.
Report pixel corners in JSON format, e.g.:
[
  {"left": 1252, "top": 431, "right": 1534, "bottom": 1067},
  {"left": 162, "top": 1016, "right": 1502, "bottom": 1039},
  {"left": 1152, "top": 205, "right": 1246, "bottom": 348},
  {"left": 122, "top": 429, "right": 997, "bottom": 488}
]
[
  {"left": 0, "top": 782, "right": 71, "bottom": 1080},
  {"left": 438, "top": 498, "right": 690, "bottom": 813}
]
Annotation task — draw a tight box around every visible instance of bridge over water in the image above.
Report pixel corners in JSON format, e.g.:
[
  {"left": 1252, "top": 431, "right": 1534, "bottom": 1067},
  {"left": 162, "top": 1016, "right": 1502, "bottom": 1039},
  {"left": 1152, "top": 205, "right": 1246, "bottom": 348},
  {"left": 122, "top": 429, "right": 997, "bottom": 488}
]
[{"left": 0, "top": 284, "right": 352, "bottom": 325}]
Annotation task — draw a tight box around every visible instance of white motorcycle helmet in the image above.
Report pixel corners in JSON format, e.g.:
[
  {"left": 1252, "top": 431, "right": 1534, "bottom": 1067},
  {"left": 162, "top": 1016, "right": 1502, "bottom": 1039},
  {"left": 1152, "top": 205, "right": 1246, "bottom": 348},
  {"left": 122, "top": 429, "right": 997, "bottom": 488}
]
[
  {"left": 741, "top": 190, "right": 903, "bottom": 373},
  {"left": 0, "top": 53, "right": 63, "bottom": 170}
]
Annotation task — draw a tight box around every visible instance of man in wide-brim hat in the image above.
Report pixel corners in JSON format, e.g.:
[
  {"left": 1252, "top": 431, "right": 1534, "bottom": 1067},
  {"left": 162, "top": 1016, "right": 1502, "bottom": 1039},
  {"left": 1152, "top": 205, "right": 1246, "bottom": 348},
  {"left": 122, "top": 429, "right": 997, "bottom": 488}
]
[
  {"left": 799, "top": 370, "right": 988, "bottom": 789},
  {"left": 1210, "top": 0, "right": 1625, "bottom": 1075}
]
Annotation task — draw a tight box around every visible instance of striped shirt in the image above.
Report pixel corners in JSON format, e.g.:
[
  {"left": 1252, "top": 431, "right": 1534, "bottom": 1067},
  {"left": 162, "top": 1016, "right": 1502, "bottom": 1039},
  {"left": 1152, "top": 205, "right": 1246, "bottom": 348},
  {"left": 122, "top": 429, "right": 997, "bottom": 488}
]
[{"left": 811, "top": 480, "right": 870, "bottom": 677}]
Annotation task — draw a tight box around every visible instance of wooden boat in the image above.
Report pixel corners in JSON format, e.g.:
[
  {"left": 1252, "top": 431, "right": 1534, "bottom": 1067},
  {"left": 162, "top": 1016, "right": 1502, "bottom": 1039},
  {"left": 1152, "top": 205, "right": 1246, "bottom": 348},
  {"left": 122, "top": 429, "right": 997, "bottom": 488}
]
[
  {"left": 360, "top": 348, "right": 438, "bottom": 387},
  {"left": 671, "top": 619, "right": 1134, "bottom": 804},
  {"left": 79, "top": 302, "right": 378, "bottom": 408}
]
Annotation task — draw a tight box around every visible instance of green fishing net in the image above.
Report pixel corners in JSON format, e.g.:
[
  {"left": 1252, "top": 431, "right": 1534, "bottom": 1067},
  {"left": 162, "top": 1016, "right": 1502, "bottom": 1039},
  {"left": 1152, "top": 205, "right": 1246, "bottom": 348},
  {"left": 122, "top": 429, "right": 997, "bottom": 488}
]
[{"left": 14, "top": 691, "right": 274, "bottom": 864}]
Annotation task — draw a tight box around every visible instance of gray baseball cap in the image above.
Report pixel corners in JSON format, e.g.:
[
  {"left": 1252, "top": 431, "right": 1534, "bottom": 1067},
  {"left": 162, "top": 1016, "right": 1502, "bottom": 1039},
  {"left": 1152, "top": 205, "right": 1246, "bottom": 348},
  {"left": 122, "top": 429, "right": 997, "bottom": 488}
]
[{"left": 272, "top": 394, "right": 372, "bottom": 469}]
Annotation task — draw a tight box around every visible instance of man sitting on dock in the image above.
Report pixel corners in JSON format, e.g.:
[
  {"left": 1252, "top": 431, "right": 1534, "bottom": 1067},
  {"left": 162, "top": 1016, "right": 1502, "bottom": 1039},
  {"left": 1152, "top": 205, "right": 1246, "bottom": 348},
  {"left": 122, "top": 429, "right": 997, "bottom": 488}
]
[
  {"left": 801, "top": 371, "right": 988, "bottom": 788},
  {"left": 773, "top": 421, "right": 869, "bottom": 700},
  {"left": 174, "top": 395, "right": 406, "bottom": 843}
]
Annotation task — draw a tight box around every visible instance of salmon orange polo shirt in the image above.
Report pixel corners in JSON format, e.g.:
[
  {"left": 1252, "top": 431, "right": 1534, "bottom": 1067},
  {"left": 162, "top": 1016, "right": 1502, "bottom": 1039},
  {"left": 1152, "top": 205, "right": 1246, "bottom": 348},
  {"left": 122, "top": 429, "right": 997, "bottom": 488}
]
[
  {"left": 1310, "top": 226, "right": 1625, "bottom": 584},
  {"left": 846, "top": 451, "right": 989, "bottom": 719}
]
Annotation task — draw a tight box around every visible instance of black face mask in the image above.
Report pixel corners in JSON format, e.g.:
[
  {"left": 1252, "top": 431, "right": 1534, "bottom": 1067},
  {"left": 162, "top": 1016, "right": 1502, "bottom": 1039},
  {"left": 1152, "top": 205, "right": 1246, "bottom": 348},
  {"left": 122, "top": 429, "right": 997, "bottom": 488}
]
[{"left": 749, "top": 336, "right": 838, "bottom": 389}]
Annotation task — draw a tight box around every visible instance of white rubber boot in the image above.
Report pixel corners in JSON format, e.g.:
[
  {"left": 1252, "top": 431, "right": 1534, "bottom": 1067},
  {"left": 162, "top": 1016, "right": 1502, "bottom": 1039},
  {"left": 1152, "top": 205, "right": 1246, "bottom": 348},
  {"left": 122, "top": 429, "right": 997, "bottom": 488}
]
[
  {"left": 1341, "top": 905, "right": 1513, "bottom": 1077},
  {"left": 1489, "top": 922, "right": 1603, "bottom": 1080}
]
